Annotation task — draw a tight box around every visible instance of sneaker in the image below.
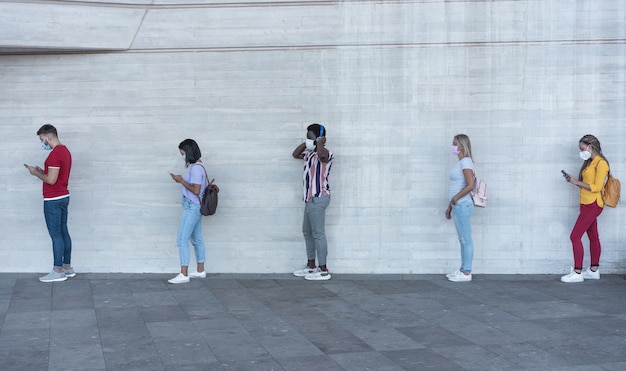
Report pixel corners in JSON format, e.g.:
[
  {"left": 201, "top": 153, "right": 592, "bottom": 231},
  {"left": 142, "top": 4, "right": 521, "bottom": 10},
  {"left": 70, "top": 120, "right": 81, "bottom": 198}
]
[
  {"left": 561, "top": 269, "right": 584, "bottom": 283},
  {"left": 189, "top": 271, "right": 206, "bottom": 278},
  {"left": 304, "top": 269, "right": 331, "bottom": 281},
  {"left": 64, "top": 268, "right": 76, "bottom": 278},
  {"left": 582, "top": 267, "right": 600, "bottom": 280},
  {"left": 446, "top": 270, "right": 462, "bottom": 278},
  {"left": 293, "top": 266, "right": 319, "bottom": 277},
  {"left": 168, "top": 273, "right": 190, "bottom": 284},
  {"left": 448, "top": 272, "right": 472, "bottom": 282},
  {"left": 39, "top": 270, "right": 67, "bottom": 283}
]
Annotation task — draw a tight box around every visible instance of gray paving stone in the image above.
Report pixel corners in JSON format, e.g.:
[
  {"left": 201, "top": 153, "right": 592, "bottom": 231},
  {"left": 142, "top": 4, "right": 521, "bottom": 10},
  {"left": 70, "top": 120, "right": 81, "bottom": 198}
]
[
  {"left": 219, "top": 355, "right": 284, "bottom": 371},
  {"left": 195, "top": 318, "right": 271, "bottom": 363},
  {"left": 328, "top": 351, "right": 404, "bottom": 371},
  {"left": 2, "top": 310, "right": 50, "bottom": 330},
  {"left": 93, "top": 293, "right": 137, "bottom": 310},
  {"left": 1, "top": 274, "right": 626, "bottom": 370},
  {"left": 139, "top": 304, "right": 190, "bottom": 323},
  {"left": 48, "top": 343, "right": 106, "bottom": 370},
  {"left": 431, "top": 344, "right": 520, "bottom": 370},
  {"left": 277, "top": 354, "right": 345, "bottom": 370},
  {"left": 397, "top": 325, "right": 475, "bottom": 348},
  {"left": 382, "top": 348, "right": 463, "bottom": 370}
]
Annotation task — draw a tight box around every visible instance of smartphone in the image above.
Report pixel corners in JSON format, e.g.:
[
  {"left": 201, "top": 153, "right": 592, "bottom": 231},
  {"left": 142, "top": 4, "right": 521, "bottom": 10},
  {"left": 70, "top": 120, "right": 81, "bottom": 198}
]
[
  {"left": 561, "top": 169, "right": 567, "bottom": 176},
  {"left": 23, "top": 164, "right": 29, "bottom": 168}
]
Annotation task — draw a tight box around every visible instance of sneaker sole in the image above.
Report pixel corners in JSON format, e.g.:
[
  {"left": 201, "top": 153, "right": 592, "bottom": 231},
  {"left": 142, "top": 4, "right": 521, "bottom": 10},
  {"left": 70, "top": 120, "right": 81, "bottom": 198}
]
[
  {"left": 39, "top": 277, "right": 67, "bottom": 283},
  {"left": 305, "top": 274, "right": 331, "bottom": 281},
  {"left": 168, "top": 280, "right": 189, "bottom": 284},
  {"left": 294, "top": 271, "right": 316, "bottom": 277},
  {"left": 448, "top": 276, "right": 472, "bottom": 282},
  {"left": 65, "top": 273, "right": 76, "bottom": 278},
  {"left": 582, "top": 275, "right": 600, "bottom": 280}
]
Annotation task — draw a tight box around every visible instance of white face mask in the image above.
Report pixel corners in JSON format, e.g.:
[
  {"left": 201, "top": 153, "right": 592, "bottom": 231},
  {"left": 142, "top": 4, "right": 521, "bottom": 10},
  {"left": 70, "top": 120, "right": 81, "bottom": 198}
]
[
  {"left": 305, "top": 139, "right": 316, "bottom": 150},
  {"left": 579, "top": 150, "right": 591, "bottom": 161},
  {"left": 579, "top": 145, "right": 591, "bottom": 161},
  {"left": 451, "top": 145, "right": 460, "bottom": 156}
]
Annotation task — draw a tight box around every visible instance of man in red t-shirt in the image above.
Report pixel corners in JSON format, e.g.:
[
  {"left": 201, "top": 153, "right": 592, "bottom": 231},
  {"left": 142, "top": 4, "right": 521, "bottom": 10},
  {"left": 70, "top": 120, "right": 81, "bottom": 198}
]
[{"left": 26, "top": 124, "right": 74, "bottom": 283}]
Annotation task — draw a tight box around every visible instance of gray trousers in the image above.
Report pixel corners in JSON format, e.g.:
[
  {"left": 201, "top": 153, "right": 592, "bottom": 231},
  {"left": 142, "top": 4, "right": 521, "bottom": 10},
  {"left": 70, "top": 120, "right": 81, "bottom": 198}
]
[{"left": 302, "top": 195, "right": 331, "bottom": 266}]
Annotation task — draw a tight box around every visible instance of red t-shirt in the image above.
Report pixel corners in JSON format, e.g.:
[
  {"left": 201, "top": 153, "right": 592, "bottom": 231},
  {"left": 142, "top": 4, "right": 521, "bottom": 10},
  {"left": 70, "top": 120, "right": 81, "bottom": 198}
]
[{"left": 43, "top": 145, "right": 72, "bottom": 199}]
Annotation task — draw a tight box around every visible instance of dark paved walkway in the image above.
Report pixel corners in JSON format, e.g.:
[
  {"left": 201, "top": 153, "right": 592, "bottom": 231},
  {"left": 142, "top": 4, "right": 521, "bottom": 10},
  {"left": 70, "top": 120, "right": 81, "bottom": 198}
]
[{"left": 1, "top": 273, "right": 625, "bottom": 370}]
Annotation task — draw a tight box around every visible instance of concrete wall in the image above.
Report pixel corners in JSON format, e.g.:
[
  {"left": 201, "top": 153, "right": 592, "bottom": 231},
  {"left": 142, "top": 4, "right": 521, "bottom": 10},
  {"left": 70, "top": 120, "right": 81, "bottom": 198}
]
[{"left": 1, "top": 0, "right": 625, "bottom": 274}]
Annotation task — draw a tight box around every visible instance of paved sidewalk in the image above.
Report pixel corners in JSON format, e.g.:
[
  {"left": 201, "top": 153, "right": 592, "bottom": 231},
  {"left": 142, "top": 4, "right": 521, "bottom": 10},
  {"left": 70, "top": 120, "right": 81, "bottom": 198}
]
[{"left": 0, "top": 273, "right": 625, "bottom": 370}]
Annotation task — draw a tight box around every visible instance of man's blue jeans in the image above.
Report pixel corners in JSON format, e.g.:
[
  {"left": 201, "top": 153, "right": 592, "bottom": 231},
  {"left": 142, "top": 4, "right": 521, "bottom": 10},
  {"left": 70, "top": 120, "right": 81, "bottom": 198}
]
[
  {"left": 302, "top": 195, "right": 330, "bottom": 266},
  {"left": 452, "top": 200, "right": 474, "bottom": 273},
  {"left": 177, "top": 196, "right": 205, "bottom": 267},
  {"left": 43, "top": 197, "right": 72, "bottom": 269}
]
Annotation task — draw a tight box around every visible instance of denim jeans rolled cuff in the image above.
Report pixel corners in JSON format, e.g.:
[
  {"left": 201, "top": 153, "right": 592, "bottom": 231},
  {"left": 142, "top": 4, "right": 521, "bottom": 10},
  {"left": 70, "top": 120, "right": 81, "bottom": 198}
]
[
  {"left": 452, "top": 201, "right": 474, "bottom": 273},
  {"left": 177, "top": 196, "right": 206, "bottom": 267},
  {"left": 44, "top": 196, "right": 72, "bottom": 269},
  {"left": 303, "top": 194, "right": 331, "bottom": 266}
]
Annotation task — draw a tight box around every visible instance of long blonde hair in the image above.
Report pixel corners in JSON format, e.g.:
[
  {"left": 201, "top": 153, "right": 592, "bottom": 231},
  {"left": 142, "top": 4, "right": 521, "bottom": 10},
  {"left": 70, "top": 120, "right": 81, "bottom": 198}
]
[{"left": 454, "top": 134, "right": 473, "bottom": 160}]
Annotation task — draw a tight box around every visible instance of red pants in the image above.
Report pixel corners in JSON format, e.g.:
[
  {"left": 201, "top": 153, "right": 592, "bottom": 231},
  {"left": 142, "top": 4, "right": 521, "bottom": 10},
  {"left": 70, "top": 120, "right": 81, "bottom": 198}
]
[{"left": 570, "top": 202, "right": 603, "bottom": 270}]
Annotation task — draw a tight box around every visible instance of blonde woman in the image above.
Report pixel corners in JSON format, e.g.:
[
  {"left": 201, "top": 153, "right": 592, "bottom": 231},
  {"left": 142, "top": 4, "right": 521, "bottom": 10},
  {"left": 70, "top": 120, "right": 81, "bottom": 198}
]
[
  {"left": 561, "top": 134, "right": 609, "bottom": 283},
  {"left": 445, "top": 134, "right": 476, "bottom": 282}
]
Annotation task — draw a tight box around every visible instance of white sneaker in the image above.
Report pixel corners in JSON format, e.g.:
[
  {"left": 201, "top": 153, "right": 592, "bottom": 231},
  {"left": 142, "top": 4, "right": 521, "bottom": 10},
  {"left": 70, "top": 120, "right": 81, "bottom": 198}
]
[
  {"left": 582, "top": 267, "right": 600, "bottom": 280},
  {"left": 168, "top": 273, "right": 190, "bottom": 284},
  {"left": 189, "top": 271, "right": 206, "bottom": 278},
  {"left": 561, "top": 269, "right": 584, "bottom": 283},
  {"left": 446, "top": 270, "right": 461, "bottom": 279},
  {"left": 293, "top": 266, "right": 319, "bottom": 277},
  {"left": 304, "top": 269, "right": 331, "bottom": 281},
  {"left": 448, "top": 272, "right": 471, "bottom": 282}
]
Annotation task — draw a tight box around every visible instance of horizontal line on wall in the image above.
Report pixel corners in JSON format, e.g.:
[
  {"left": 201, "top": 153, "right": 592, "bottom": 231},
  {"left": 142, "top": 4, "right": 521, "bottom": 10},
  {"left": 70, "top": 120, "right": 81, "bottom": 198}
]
[
  {"left": 11, "top": 0, "right": 543, "bottom": 10},
  {"left": 3, "top": 38, "right": 623, "bottom": 56},
  {"left": 131, "top": 39, "right": 626, "bottom": 53}
]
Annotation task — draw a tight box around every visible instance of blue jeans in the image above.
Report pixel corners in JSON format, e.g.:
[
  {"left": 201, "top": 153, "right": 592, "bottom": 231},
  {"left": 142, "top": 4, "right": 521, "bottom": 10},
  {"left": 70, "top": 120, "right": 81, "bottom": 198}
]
[
  {"left": 177, "top": 196, "right": 205, "bottom": 267},
  {"left": 302, "top": 195, "right": 330, "bottom": 266},
  {"left": 43, "top": 197, "right": 72, "bottom": 269},
  {"left": 452, "top": 201, "right": 474, "bottom": 273}
]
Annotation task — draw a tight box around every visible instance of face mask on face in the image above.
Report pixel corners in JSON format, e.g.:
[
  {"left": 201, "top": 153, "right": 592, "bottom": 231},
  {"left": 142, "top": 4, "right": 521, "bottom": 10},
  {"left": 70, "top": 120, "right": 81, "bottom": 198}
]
[
  {"left": 181, "top": 154, "right": 187, "bottom": 162},
  {"left": 579, "top": 145, "right": 591, "bottom": 161},
  {"left": 41, "top": 140, "right": 51, "bottom": 151},
  {"left": 305, "top": 139, "right": 316, "bottom": 150},
  {"left": 580, "top": 150, "right": 592, "bottom": 161},
  {"left": 451, "top": 145, "right": 460, "bottom": 156}
]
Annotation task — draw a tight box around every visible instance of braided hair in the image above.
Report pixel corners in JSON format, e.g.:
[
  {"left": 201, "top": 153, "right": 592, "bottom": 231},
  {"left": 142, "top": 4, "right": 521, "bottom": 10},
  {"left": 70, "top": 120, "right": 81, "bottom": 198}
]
[{"left": 578, "top": 134, "right": 609, "bottom": 180}]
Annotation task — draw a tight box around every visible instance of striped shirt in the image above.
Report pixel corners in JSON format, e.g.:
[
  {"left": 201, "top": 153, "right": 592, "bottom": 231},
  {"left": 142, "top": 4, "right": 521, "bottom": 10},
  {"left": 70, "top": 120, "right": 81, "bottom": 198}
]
[{"left": 302, "top": 148, "right": 333, "bottom": 202}]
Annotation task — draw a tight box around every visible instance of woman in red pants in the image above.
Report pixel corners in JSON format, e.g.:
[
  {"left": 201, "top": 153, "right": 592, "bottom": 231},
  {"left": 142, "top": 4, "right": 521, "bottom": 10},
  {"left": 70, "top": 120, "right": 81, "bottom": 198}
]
[{"left": 561, "top": 134, "right": 610, "bottom": 283}]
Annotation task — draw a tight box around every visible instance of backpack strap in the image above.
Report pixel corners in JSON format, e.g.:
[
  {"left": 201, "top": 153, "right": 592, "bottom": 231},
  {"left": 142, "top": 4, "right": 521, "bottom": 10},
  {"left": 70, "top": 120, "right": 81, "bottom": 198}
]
[{"left": 191, "top": 162, "right": 209, "bottom": 202}]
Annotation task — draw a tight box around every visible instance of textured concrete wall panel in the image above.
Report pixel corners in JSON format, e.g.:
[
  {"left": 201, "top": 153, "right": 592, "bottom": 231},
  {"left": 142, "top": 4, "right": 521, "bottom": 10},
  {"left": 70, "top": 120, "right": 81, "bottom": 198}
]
[{"left": 0, "top": 1, "right": 625, "bottom": 274}]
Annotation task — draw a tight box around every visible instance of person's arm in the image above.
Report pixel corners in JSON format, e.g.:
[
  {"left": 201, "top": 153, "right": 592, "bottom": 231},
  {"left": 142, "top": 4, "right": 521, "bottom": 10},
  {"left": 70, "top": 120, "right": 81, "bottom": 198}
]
[
  {"left": 169, "top": 173, "right": 201, "bottom": 195},
  {"left": 292, "top": 142, "right": 306, "bottom": 159},
  {"left": 590, "top": 160, "right": 609, "bottom": 193},
  {"left": 28, "top": 166, "right": 59, "bottom": 185},
  {"left": 315, "top": 137, "right": 330, "bottom": 163},
  {"left": 450, "top": 168, "right": 475, "bottom": 205},
  {"left": 564, "top": 172, "right": 590, "bottom": 191},
  {"left": 564, "top": 160, "right": 608, "bottom": 192}
]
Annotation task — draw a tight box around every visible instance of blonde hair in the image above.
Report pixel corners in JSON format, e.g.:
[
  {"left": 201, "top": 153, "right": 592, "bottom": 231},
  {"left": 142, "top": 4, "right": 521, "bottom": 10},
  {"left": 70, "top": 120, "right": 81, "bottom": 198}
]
[{"left": 454, "top": 134, "right": 473, "bottom": 160}]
